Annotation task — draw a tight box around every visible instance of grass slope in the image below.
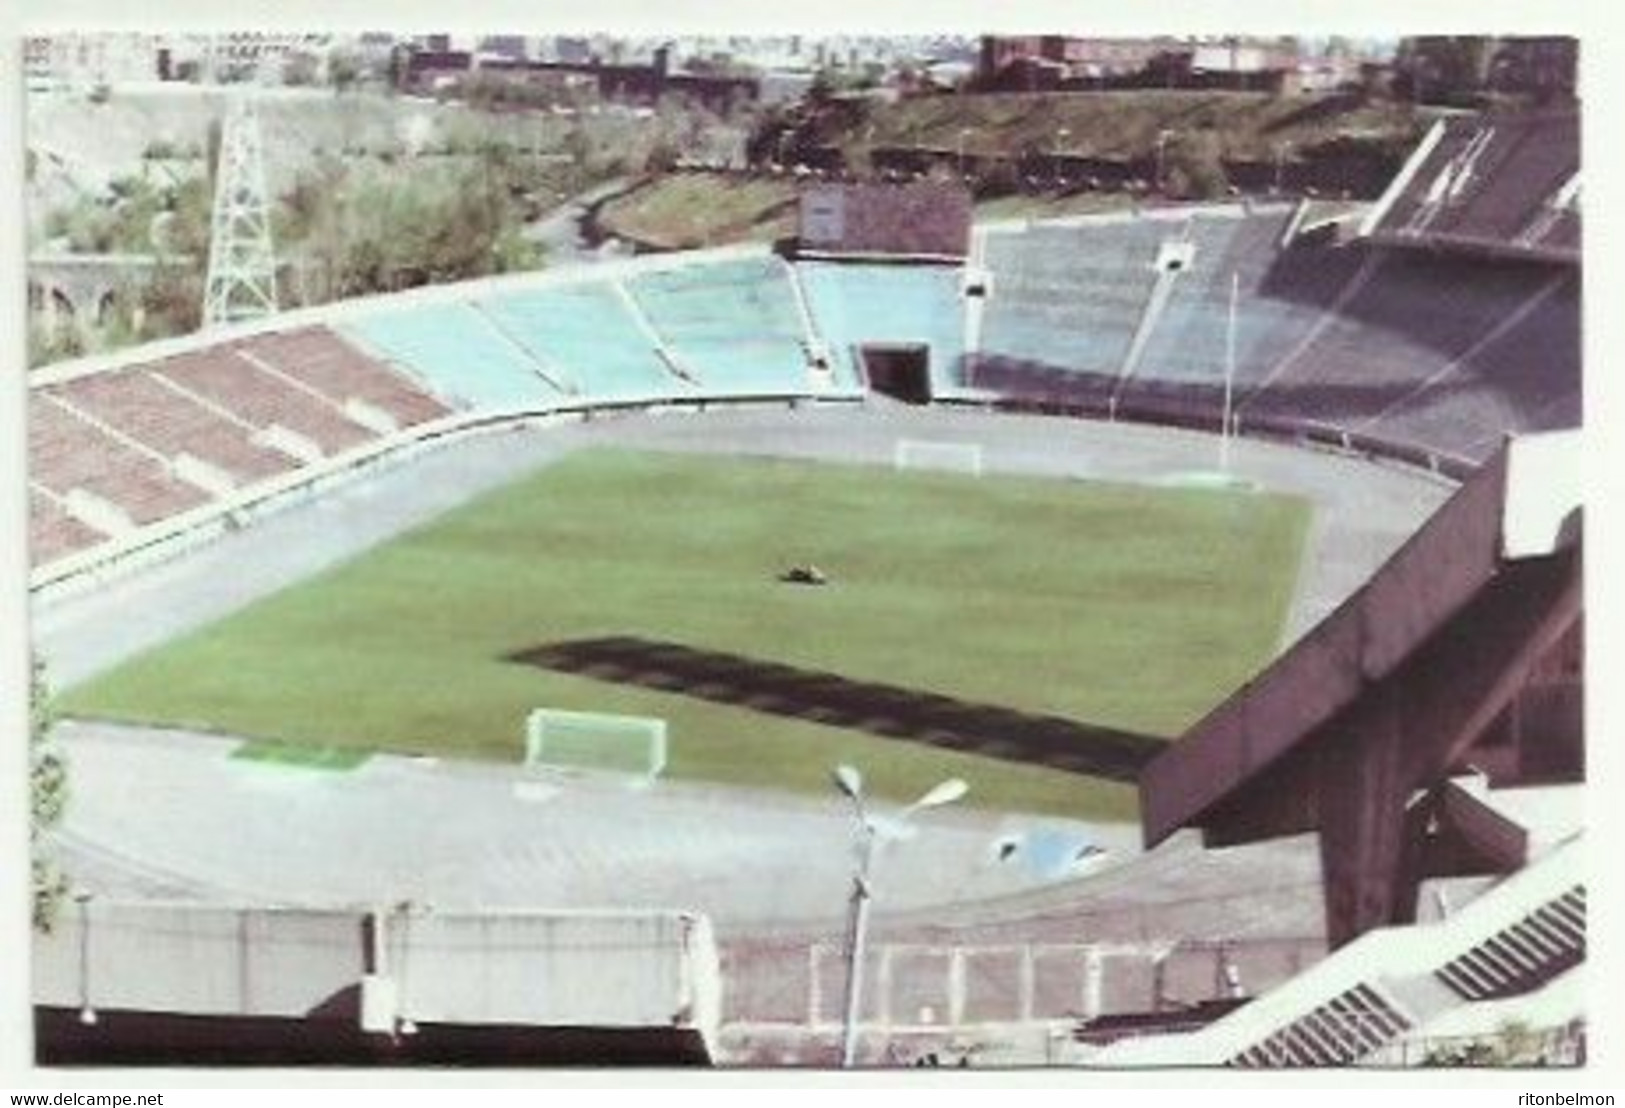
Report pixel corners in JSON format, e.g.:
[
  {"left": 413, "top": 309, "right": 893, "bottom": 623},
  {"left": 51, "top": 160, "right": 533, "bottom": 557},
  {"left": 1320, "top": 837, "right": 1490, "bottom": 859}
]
[
  {"left": 860, "top": 90, "right": 1433, "bottom": 163},
  {"left": 63, "top": 449, "right": 1310, "bottom": 819},
  {"left": 598, "top": 175, "right": 798, "bottom": 249}
]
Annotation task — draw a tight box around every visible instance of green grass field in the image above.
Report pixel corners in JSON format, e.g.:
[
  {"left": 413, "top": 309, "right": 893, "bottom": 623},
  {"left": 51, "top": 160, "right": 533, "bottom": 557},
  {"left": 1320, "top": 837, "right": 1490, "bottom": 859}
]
[{"left": 62, "top": 449, "right": 1310, "bottom": 820}]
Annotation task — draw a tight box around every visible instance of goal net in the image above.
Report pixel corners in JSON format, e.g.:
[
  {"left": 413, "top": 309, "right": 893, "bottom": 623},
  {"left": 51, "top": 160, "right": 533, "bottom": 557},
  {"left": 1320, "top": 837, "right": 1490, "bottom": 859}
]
[
  {"left": 893, "top": 439, "right": 984, "bottom": 477},
  {"left": 524, "top": 708, "right": 668, "bottom": 780}
]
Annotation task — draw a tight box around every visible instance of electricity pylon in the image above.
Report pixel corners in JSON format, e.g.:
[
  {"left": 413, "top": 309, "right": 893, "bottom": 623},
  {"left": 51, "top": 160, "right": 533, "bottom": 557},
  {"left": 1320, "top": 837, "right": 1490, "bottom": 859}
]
[{"left": 202, "top": 94, "right": 278, "bottom": 328}]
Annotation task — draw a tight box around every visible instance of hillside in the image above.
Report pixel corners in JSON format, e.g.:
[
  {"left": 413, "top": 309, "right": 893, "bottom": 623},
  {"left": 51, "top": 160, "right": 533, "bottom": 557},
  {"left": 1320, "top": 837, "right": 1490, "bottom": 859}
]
[{"left": 844, "top": 89, "right": 1436, "bottom": 164}]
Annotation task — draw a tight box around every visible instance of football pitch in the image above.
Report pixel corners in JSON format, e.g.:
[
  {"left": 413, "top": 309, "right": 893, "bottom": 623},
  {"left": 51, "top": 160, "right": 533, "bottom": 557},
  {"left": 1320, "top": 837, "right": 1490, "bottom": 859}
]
[{"left": 61, "top": 447, "right": 1311, "bottom": 820}]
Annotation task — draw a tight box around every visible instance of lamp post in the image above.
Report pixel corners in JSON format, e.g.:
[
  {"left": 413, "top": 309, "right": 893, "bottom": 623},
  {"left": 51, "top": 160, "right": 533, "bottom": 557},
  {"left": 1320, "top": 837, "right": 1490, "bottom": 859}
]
[
  {"left": 832, "top": 765, "right": 968, "bottom": 1068},
  {"left": 1154, "top": 128, "right": 1175, "bottom": 194},
  {"left": 957, "top": 126, "right": 973, "bottom": 179}
]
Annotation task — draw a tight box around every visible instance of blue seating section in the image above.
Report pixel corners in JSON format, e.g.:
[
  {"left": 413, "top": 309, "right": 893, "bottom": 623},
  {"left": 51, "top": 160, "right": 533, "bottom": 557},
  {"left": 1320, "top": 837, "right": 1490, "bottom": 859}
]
[
  {"left": 626, "top": 258, "right": 811, "bottom": 394},
  {"left": 1363, "top": 274, "right": 1580, "bottom": 462},
  {"left": 1132, "top": 213, "right": 1300, "bottom": 388},
  {"left": 797, "top": 262, "right": 967, "bottom": 393},
  {"left": 342, "top": 304, "right": 563, "bottom": 411},
  {"left": 967, "top": 209, "right": 1579, "bottom": 466},
  {"left": 1239, "top": 250, "right": 1559, "bottom": 430},
  {"left": 477, "top": 285, "right": 678, "bottom": 400},
  {"left": 977, "top": 220, "right": 1167, "bottom": 378}
]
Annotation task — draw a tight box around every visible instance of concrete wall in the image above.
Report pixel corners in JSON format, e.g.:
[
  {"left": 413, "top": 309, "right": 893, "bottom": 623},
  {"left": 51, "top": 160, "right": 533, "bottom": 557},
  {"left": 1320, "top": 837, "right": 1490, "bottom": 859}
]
[{"left": 33, "top": 899, "right": 720, "bottom": 1062}]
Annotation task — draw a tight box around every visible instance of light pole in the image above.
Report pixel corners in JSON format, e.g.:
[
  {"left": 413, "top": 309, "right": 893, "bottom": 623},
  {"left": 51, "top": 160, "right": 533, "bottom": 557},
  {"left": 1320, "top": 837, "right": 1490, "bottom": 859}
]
[
  {"left": 1154, "top": 128, "right": 1175, "bottom": 194},
  {"left": 957, "top": 126, "right": 972, "bottom": 179},
  {"left": 832, "top": 764, "right": 968, "bottom": 1068}
]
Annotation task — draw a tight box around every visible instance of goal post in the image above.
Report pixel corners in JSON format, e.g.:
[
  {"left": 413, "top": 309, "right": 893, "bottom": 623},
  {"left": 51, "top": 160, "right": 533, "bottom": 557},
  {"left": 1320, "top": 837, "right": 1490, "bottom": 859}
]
[
  {"left": 524, "top": 708, "right": 668, "bottom": 780},
  {"left": 893, "top": 439, "right": 984, "bottom": 477}
]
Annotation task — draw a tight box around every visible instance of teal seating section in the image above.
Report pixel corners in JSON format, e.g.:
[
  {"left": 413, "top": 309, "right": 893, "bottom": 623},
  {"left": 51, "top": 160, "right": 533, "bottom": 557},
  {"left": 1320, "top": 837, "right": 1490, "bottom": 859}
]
[
  {"left": 626, "top": 258, "right": 811, "bottom": 394},
  {"left": 477, "top": 285, "right": 679, "bottom": 400},
  {"left": 342, "top": 304, "right": 563, "bottom": 411},
  {"left": 796, "top": 262, "right": 967, "bottom": 392}
]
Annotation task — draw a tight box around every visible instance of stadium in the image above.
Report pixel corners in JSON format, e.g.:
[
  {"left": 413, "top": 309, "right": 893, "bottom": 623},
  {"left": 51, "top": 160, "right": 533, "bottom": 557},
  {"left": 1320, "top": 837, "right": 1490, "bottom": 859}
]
[{"left": 26, "top": 102, "right": 1583, "bottom": 1067}]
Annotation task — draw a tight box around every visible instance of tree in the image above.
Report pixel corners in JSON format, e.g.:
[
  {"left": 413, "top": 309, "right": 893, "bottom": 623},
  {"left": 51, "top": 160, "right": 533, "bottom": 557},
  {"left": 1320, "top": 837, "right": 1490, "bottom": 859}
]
[
  {"left": 31, "top": 661, "right": 70, "bottom": 932},
  {"left": 1163, "top": 132, "right": 1230, "bottom": 200},
  {"left": 327, "top": 49, "right": 363, "bottom": 94},
  {"left": 1394, "top": 36, "right": 1497, "bottom": 106},
  {"left": 643, "top": 138, "right": 680, "bottom": 176}
]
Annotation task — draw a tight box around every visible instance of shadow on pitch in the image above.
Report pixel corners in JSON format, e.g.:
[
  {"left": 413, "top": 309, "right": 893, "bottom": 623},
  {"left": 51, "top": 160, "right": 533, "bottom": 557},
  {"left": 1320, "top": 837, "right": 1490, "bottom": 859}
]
[{"left": 505, "top": 636, "right": 1162, "bottom": 783}]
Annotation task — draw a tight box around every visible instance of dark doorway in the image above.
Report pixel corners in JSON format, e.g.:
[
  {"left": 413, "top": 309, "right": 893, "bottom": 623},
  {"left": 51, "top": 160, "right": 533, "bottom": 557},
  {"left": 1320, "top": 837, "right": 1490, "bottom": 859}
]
[{"left": 861, "top": 344, "right": 932, "bottom": 404}]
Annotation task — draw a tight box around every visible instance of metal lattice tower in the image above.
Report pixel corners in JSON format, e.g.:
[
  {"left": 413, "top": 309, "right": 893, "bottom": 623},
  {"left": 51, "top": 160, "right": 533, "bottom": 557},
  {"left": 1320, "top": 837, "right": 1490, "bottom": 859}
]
[{"left": 202, "top": 94, "right": 278, "bottom": 328}]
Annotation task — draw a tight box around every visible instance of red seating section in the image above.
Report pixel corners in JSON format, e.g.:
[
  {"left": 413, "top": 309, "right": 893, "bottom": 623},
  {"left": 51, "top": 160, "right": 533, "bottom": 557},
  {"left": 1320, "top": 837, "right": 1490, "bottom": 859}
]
[{"left": 28, "top": 326, "right": 450, "bottom": 570}]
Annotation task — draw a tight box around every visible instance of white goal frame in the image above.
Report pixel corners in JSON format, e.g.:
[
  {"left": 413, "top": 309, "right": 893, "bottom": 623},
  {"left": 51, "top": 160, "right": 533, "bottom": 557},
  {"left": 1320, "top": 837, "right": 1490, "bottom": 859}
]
[
  {"left": 893, "top": 439, "right": 985, "bottom": 477},
  {"left": 524, "top": 708, "right": 668, "bottom": 780}
]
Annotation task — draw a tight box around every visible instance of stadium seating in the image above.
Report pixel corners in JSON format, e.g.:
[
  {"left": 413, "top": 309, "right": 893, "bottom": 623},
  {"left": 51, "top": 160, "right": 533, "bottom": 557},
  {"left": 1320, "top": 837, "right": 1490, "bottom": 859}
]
[
  {"left": 29, "top": 396, "right": 210, "bottom": 525},
  {"left": 1434, "top": 884, "right": 1585, "bottom": 1002},
  {"left": 245, "top": 327, "right": 453, "bottom": 429},
  {"left": 1237, "top": 250, "right": 1561, "bottom": 435},
  {"left": 49, "top": 369, "right": 297, "bottom": 485},
  {"left": 1460, "top": 122, "right": 1575, "bottom": 245},
  {"left": 1231, "top": 983, "right": 1414, "bottom": 1067},
  {"left": 476, "top": 284, "right": 678, "bottom": 400},
  {"left": 1115, "top": 212, "right": 1361, "bottom": 424},
  {"left": 1379, "top": 123, "right": 1483, "bottom": 236},
  {"left": 1542, "top": 209, "right": 1581, "bottom": 254},
  {"left": 1372, "top": 111, "right": 1580, "bottom": 262},
  {"left": 969, "top": 213, "right": 1367, "bottom": 416},
  {"left": 26, "top": 209, "right": 1582, "bottom": 572},
  {"left": 977, "top": 220, "right": 1167, "bottom": 385},
  {"left": 30, "top": 486, "right": 108, "bottom": 564},
  {"left": 1090, "top": 834, "right": 1584, "bottom": 1068},
  {"left": 797, "top": 261, "right": 966, "bottom": 394},
  {"left": 163, "top": 345, "right": 377, "bottom": 457},
  {"left": 626, "top": 258, "right": 811, "bottom": 394},
  {"left": 1361, "top": 275, "right": 1580, "bottom": 462},
  {"left": 341, "top": 303, "right": 568, "bottom": 411}
]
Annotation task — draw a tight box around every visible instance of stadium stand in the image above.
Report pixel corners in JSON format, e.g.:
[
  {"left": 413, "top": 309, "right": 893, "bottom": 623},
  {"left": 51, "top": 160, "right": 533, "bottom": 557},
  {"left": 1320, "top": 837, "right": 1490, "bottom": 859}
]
[
  {"left": 1237, "top": 250, "right": 1565, "bottom": 443},
  {"left": 244, "top": 326, "right": 453, "bottom": 429},
  {"left": 954, "top": 198, "right": 1579, "bottom": 471},
  {"left": 165, "top": 346, "right": 379, "bottom": 457},
  {"left": 26, "top": 136, "right": 1581, "bottom": 574},
  {"left": 1433, "top": 885, "right": 1585, "bottom": 1002},
  {"left": 1089, "top": 833, "right": 1584, "bottom": 1067},
  {"left": 1113, "top": 210, "right": 1361, "bottom": 425},
  {"left": 29, "top": 485, "right": 109, "bottom": 564},
  {"left": 29, "top": 395, "right": 211, "bottom": 526},
  {"left": 1360, "top": 274, "right": 1581, "bottom": 462},
  {"left": 474, "top": 284, "right": 676, "bottom": 399},
  {"left": 49, "top": 367, "right": 297, "bottom": 487},
  {"left": 973, "top": 219, "right": 1168, "bottom": 404},
  {"left": 797, "top": 261, "right": 966, "bottom": 394},
  {"left": 1367, "top": 110, "right": 1580, "bottom": 263},
  {"left": 340, "top": 303, "right": 568, "bottom": 411},
  {"left": 624, "top": 257, "right": 812, "bottom": 394}
]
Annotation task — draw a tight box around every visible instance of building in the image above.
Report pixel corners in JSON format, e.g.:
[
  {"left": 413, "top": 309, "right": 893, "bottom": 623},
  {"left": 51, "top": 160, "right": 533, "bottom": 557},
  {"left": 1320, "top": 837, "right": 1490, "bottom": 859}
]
[
  {"left": 400, "top": 42, "right": 759, "bottom": 113},
  {"left": 1489, "top": 37, "right": 1578, "bottom": 100},
  {"left": 23, "top": 34, "right": 163, "bottom": 91},
  {"left": 977, "top": 36, "right": 1186, "bottom": 91}
]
